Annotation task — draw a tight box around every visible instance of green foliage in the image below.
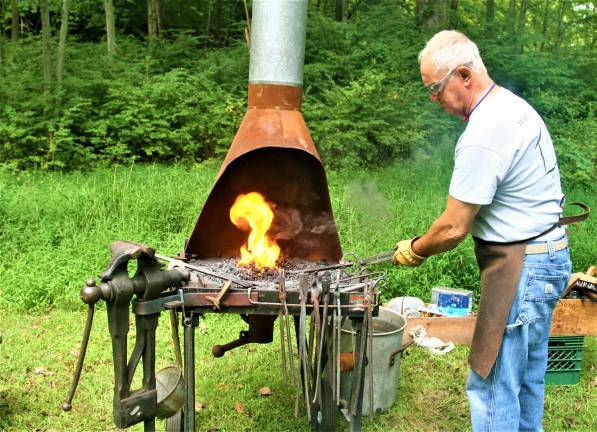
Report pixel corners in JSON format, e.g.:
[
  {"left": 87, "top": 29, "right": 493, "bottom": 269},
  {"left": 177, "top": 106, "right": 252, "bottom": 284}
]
[{"left": 0, "top": 2, "right": 595, "bottom": 187}]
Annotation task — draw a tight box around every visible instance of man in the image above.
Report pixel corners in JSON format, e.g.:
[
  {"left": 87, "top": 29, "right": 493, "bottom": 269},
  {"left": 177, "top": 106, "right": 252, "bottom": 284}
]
[{"left": 393, "top": 30, "right": 572, "bottom": 431}]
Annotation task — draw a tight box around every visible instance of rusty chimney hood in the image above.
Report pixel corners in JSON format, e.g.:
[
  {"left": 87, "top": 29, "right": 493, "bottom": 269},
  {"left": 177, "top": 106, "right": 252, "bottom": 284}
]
[{"left": 184, "top": 0, "right": 342, "bottom": 263}]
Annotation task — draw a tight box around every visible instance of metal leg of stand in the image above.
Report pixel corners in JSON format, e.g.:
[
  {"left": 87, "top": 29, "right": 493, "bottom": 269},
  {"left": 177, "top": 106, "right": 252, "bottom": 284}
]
[
  {"left": 183, "top": 314, "right": 199, "bottom": 432},
  {"left": 349, "top": 317, "right": 366, "bottom": 432},
  {"left": 143, "top": 315, "right": 159, "bottom": 432}
]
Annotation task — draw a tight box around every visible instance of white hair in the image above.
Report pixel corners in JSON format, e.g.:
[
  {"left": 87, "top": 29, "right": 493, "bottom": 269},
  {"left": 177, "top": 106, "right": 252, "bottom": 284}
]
[{"left": 418, "top": 30, "right": 486, "bottom": 73}]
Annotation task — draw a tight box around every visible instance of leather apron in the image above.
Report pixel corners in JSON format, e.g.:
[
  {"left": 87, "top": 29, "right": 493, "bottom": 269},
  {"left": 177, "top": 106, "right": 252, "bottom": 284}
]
[{"left": 468, "top": 239, "right": 527, "bottom": 379}]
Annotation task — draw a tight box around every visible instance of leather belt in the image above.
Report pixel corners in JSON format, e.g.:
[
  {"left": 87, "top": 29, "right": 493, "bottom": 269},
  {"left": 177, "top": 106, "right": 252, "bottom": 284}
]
[{"left": 525, "top": 238, "right": 568, "bottom": 255}]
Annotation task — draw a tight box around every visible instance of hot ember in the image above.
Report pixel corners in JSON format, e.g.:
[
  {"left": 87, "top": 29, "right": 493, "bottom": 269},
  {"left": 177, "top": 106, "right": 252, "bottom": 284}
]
[{"left": 229, "top": 192, "right": 281, "bottom": 271}]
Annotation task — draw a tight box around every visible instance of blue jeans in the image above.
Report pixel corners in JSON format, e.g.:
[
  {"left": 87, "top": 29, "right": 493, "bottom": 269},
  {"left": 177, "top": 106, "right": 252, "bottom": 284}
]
[{"left": 466, "top": 238, "right": 572, "bottom": 432}]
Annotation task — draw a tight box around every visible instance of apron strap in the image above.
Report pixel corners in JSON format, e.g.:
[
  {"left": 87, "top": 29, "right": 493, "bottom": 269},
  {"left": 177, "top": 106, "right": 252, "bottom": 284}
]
[{"left": 528, "top": 201, "right": 591, "bottom": 241}]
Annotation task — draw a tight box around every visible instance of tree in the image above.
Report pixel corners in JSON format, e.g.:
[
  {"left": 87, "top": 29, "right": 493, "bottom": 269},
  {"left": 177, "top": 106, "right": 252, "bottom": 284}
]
[
  {"left": 517, "top": 0, "right": 527, "bottom": 52},
  {"left": 147, "top": 0, "right": 161, "bottom": 43},
  {"left": 104, "top": 0, "right": 116, "bottom": 54},
  {"left": 449, "top": 0, "right": 458, "bottom": 27},
  {"left": 335, "top": 0, "right": 347, "bottom": 22},
  {"left": 40, "top": 0, "right": 52, "bottom": 97},
  {"left": 56, "top": 0, "right": 69, "bottom": 92},
  {"left": 485, "top": 0, "right": 495, "bottom": 28},
  {"left": 0, "top": 0, "right": 4, "bottom": 66},
  {"left": 555, "top": 0, "right": 566, "bottom": 52},
  {"left": 508, "top": 0, "right": 517, "bottom": 33},
  {"left": 416, "top": 0, "right": 449, "bottom": 31},
  {"left": 540, "top": 0, "right": 549, "bottom": 50},
  {"left": 11, "top": 0, "right": 18, "bottom": 41}
]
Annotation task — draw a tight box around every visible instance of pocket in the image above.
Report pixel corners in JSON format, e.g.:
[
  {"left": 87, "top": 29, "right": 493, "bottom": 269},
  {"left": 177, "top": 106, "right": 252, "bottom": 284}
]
[{"left": 517, "top": 269, "right": 569, "bottom": 325}]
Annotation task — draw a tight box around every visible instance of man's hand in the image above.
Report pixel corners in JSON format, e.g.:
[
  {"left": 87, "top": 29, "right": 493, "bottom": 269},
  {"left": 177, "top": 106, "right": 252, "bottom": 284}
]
[{"left": 392, "top": 238, "right": 427, "bottom": 267}]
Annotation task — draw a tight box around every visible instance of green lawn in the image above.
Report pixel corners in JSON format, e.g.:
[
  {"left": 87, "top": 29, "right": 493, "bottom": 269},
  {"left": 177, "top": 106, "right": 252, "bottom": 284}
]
[
  {"left": 0, "top": 159, "right": 595, "bottom": 431},
  {"left": 0, "top": 308, "right": 595, "bottom": 431}
]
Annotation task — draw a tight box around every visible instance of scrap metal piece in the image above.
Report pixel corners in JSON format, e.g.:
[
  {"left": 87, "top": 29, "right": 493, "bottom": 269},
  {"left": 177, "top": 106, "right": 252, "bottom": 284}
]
[{"left": 205, "top": 280, "right": 233, "bottom": 310}]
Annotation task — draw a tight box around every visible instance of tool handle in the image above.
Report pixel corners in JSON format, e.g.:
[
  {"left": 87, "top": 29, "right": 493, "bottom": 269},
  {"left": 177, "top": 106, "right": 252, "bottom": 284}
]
[
  {"left": 212, "top": 331, "right": 249, "bottom": 357},
  {"left": 62, "top": 302, "right": 95, "bottom": 411}
]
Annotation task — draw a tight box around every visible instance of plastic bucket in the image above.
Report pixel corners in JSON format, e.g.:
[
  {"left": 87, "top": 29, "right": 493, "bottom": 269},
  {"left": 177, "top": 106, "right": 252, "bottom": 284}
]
[{"left": 340, "top": 306, "right": 407, "bottom": 415}]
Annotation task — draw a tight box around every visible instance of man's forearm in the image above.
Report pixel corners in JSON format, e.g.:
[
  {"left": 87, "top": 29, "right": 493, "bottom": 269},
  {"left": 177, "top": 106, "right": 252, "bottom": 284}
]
[{"left": 412, "top": 218, "right": 468, "bottom": 257}]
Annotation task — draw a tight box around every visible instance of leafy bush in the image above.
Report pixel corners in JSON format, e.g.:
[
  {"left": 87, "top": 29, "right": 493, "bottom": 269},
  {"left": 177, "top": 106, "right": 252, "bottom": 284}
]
[{"left": 0, "top": 3, "right": 594, "bottom": 184}]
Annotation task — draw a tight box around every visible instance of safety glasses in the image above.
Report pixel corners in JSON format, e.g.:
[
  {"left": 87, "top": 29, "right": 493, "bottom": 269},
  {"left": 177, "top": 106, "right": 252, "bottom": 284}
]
[{"left": 426, "top": 66, "right": 458, "bottom": 96}]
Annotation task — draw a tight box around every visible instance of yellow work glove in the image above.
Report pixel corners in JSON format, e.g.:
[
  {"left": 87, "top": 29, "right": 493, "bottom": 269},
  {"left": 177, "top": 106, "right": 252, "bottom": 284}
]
[{"left": 392, "top": 237, "right": 427, "bottom": 267}]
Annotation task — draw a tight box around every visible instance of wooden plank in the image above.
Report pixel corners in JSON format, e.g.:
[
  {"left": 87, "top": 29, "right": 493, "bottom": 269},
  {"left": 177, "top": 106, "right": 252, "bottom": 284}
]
[
  {"left": 403, "top": 316, "right": 476, "bottom": 345},
  {"left": 401, "top": 300, "right": 597, "bottom": 346},
  {"left": 550, "top": 299, "right": 597, "bottom": 336}
]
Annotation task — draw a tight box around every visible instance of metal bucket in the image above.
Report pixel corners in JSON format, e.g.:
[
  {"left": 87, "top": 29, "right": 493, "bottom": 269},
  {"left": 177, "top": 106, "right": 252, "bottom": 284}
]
[
  {"left": 155, "top": 366, "right": 184, "bottom": 419},
  {"left": 340, "top": 307, "right": 408, "bottom": 415}
]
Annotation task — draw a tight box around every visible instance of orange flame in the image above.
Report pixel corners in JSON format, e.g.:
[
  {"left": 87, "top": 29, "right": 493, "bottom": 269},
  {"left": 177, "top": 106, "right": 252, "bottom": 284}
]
[{"left": 230, "top": 192, "right": 280, "bottom": 270}]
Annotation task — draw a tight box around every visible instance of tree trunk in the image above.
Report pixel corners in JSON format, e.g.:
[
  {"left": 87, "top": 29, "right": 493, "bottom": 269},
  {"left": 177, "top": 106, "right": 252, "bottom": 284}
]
[
  {"left": 147, "top": 0, "right": 160, "bottom": 43},
  {"left": 56, "top": 0, "right": 69, "bottom": 91},
  {"left": 335, "top": 0, "right": 343, "bottom": 22},
  {"left": 416, "top": 0, "right": 425, "bottom": 25},
  {"left": 0, "top": 0, "right": 4, "bottom": 66},
  {"left": 104, "top": 0, "right": 116, "bottom": 55},
  {"left": 205, "top": 0, "right": 212, "bottom": 36},
  {"left": 449, "top": 0, "right": 458, "bottom": 27},
  {"left": 517, "top": 0, "right": 527, "bottom": 53},
  {"left": 555, "top": 0, "right": 566, "bottom": 53},
  {"left": 485, "top": 0, "right": 495, "bottom": 27},
  {"left": 147, "top": 0, "right": 156, "bottom": 42},
  {"left": 540, "top": 0, "right": 549, "bottom": 50},
  {"left": 40, "top": 0, "right": 52, "bottom": 97},
  {"left": 416, "top": 0, "right": 449, "bottom": 31},
  {"left": 508, "top": 0, "right": 516, "bottom": 34},
  {"left": 11, "top": 0, "right": 18, "bottom": 41},
  {"left": 155, "top": 0, "right": 161, "bottom": 35},
  {"left": 213, "top": 0, "right": 222, "bottom": 44}
]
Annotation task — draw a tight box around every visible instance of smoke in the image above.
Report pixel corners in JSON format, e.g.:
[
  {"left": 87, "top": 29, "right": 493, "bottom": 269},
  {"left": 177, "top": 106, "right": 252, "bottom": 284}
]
[
  {"left": 346, "top": 179, "right": 390, "bottom": 224},
  {"left": 271, "top": 206, "right": 303, "bottom": 240}
]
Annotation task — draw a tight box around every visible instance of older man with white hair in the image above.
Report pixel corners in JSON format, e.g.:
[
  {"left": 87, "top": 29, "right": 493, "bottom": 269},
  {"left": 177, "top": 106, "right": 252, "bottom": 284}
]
[{"left": 392, "top": 30, "right": 573, "bottom": 431}]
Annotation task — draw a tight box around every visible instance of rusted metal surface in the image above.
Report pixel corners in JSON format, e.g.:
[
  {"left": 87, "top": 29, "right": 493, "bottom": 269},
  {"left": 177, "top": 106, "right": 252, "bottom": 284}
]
[
  {"left": 248, "top": 83, "right": 302, "bottom": 110},
  {"left": 184, "top": 109, "right": 342, "bottom": 262},
  {"left": 183, "top": 1, "right": 340, "bottom": 267}
]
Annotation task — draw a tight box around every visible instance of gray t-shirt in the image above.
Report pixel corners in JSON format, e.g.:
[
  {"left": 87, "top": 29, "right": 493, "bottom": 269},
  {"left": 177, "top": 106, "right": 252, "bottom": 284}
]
[{"left": 449, "top": 87, "right": 564, "bottom": 243}]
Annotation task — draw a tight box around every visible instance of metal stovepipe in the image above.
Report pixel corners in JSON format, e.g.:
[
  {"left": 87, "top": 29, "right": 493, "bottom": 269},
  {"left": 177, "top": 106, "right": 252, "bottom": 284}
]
[{"left": 249, "top": 0, "right": 308, "bottom": 87}]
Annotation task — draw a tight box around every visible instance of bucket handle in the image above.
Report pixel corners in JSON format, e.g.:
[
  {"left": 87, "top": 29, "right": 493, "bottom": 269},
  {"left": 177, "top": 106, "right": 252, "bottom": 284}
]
[{"left": 389, "top": 340, "right": 413, "bottom": 367}]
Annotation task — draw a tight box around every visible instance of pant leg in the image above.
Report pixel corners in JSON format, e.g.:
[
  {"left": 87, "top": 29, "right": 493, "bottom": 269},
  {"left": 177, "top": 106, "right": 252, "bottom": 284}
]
[
  {"left": 467, "top": 324, "right": 528, "bottom": 432},
  {"left": 518, "top": 319, "right": 550, "bottom": 431}
]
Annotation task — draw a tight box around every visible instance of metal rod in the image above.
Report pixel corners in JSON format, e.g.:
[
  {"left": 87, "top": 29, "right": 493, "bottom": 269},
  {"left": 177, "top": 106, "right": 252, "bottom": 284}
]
[
  {"left": 335, "top": 282, "right": 342, "bottom": 405},
  {"left": 183, "top": 314, "right": 198, "bottom": 432},
  {"left": 279, "top": 309, "right": 288, "bottom": 385},
  {"left": 298, "top": 275, "right": 311, "bottom": 421},
  {"left": 156, "top": 254, "right": 253, "bottom": 288},
  {"left": 288, "top": 251, "right": 394, "bottom": 274},
  {"left": 142, "top": 315, "right": 158, "bottom": 432},
  {"left": 366, "top": 287, "right": 374, "bottom": 418},
  {"left": 62, "top": 304, "right": 95, "bottom": 411},
  {"left": 169, "top": 309, "right": 183, "bottom": 369},
  {"left": 349, "top": 316, "right": 367, "bottom": 431}
]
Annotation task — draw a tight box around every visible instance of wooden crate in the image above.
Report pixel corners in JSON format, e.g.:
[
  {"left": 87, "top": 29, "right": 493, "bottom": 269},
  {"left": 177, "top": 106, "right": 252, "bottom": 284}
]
[{"left": 402, "top": 299, "right": 597, "bottom": 346}]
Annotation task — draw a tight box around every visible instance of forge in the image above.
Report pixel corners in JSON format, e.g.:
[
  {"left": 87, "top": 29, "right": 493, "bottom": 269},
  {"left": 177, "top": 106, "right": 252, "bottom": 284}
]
[{"left": 62, "top": 2, "right": 389, "bottom": 431}]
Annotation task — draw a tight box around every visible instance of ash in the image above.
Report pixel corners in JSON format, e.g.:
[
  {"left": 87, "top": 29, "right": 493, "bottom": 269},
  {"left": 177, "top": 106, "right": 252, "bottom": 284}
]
[{"left": 188, "top": 257, "right": 347, "bottom": 287}]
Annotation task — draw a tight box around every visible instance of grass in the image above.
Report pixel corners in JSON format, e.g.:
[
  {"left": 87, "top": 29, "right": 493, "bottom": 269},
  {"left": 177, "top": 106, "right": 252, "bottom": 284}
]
[
  {"left": 0, "top": 309, "right": 595, "bottom": 431},
  {"left": 0, "top": 154, "right": 595, "bottom": 430}
]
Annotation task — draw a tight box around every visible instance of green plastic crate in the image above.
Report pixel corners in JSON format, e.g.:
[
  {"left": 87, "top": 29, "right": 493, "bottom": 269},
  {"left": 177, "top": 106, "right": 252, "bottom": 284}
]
[{"left": 545, "top": 336, "right": 584, "bottom": 386}]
